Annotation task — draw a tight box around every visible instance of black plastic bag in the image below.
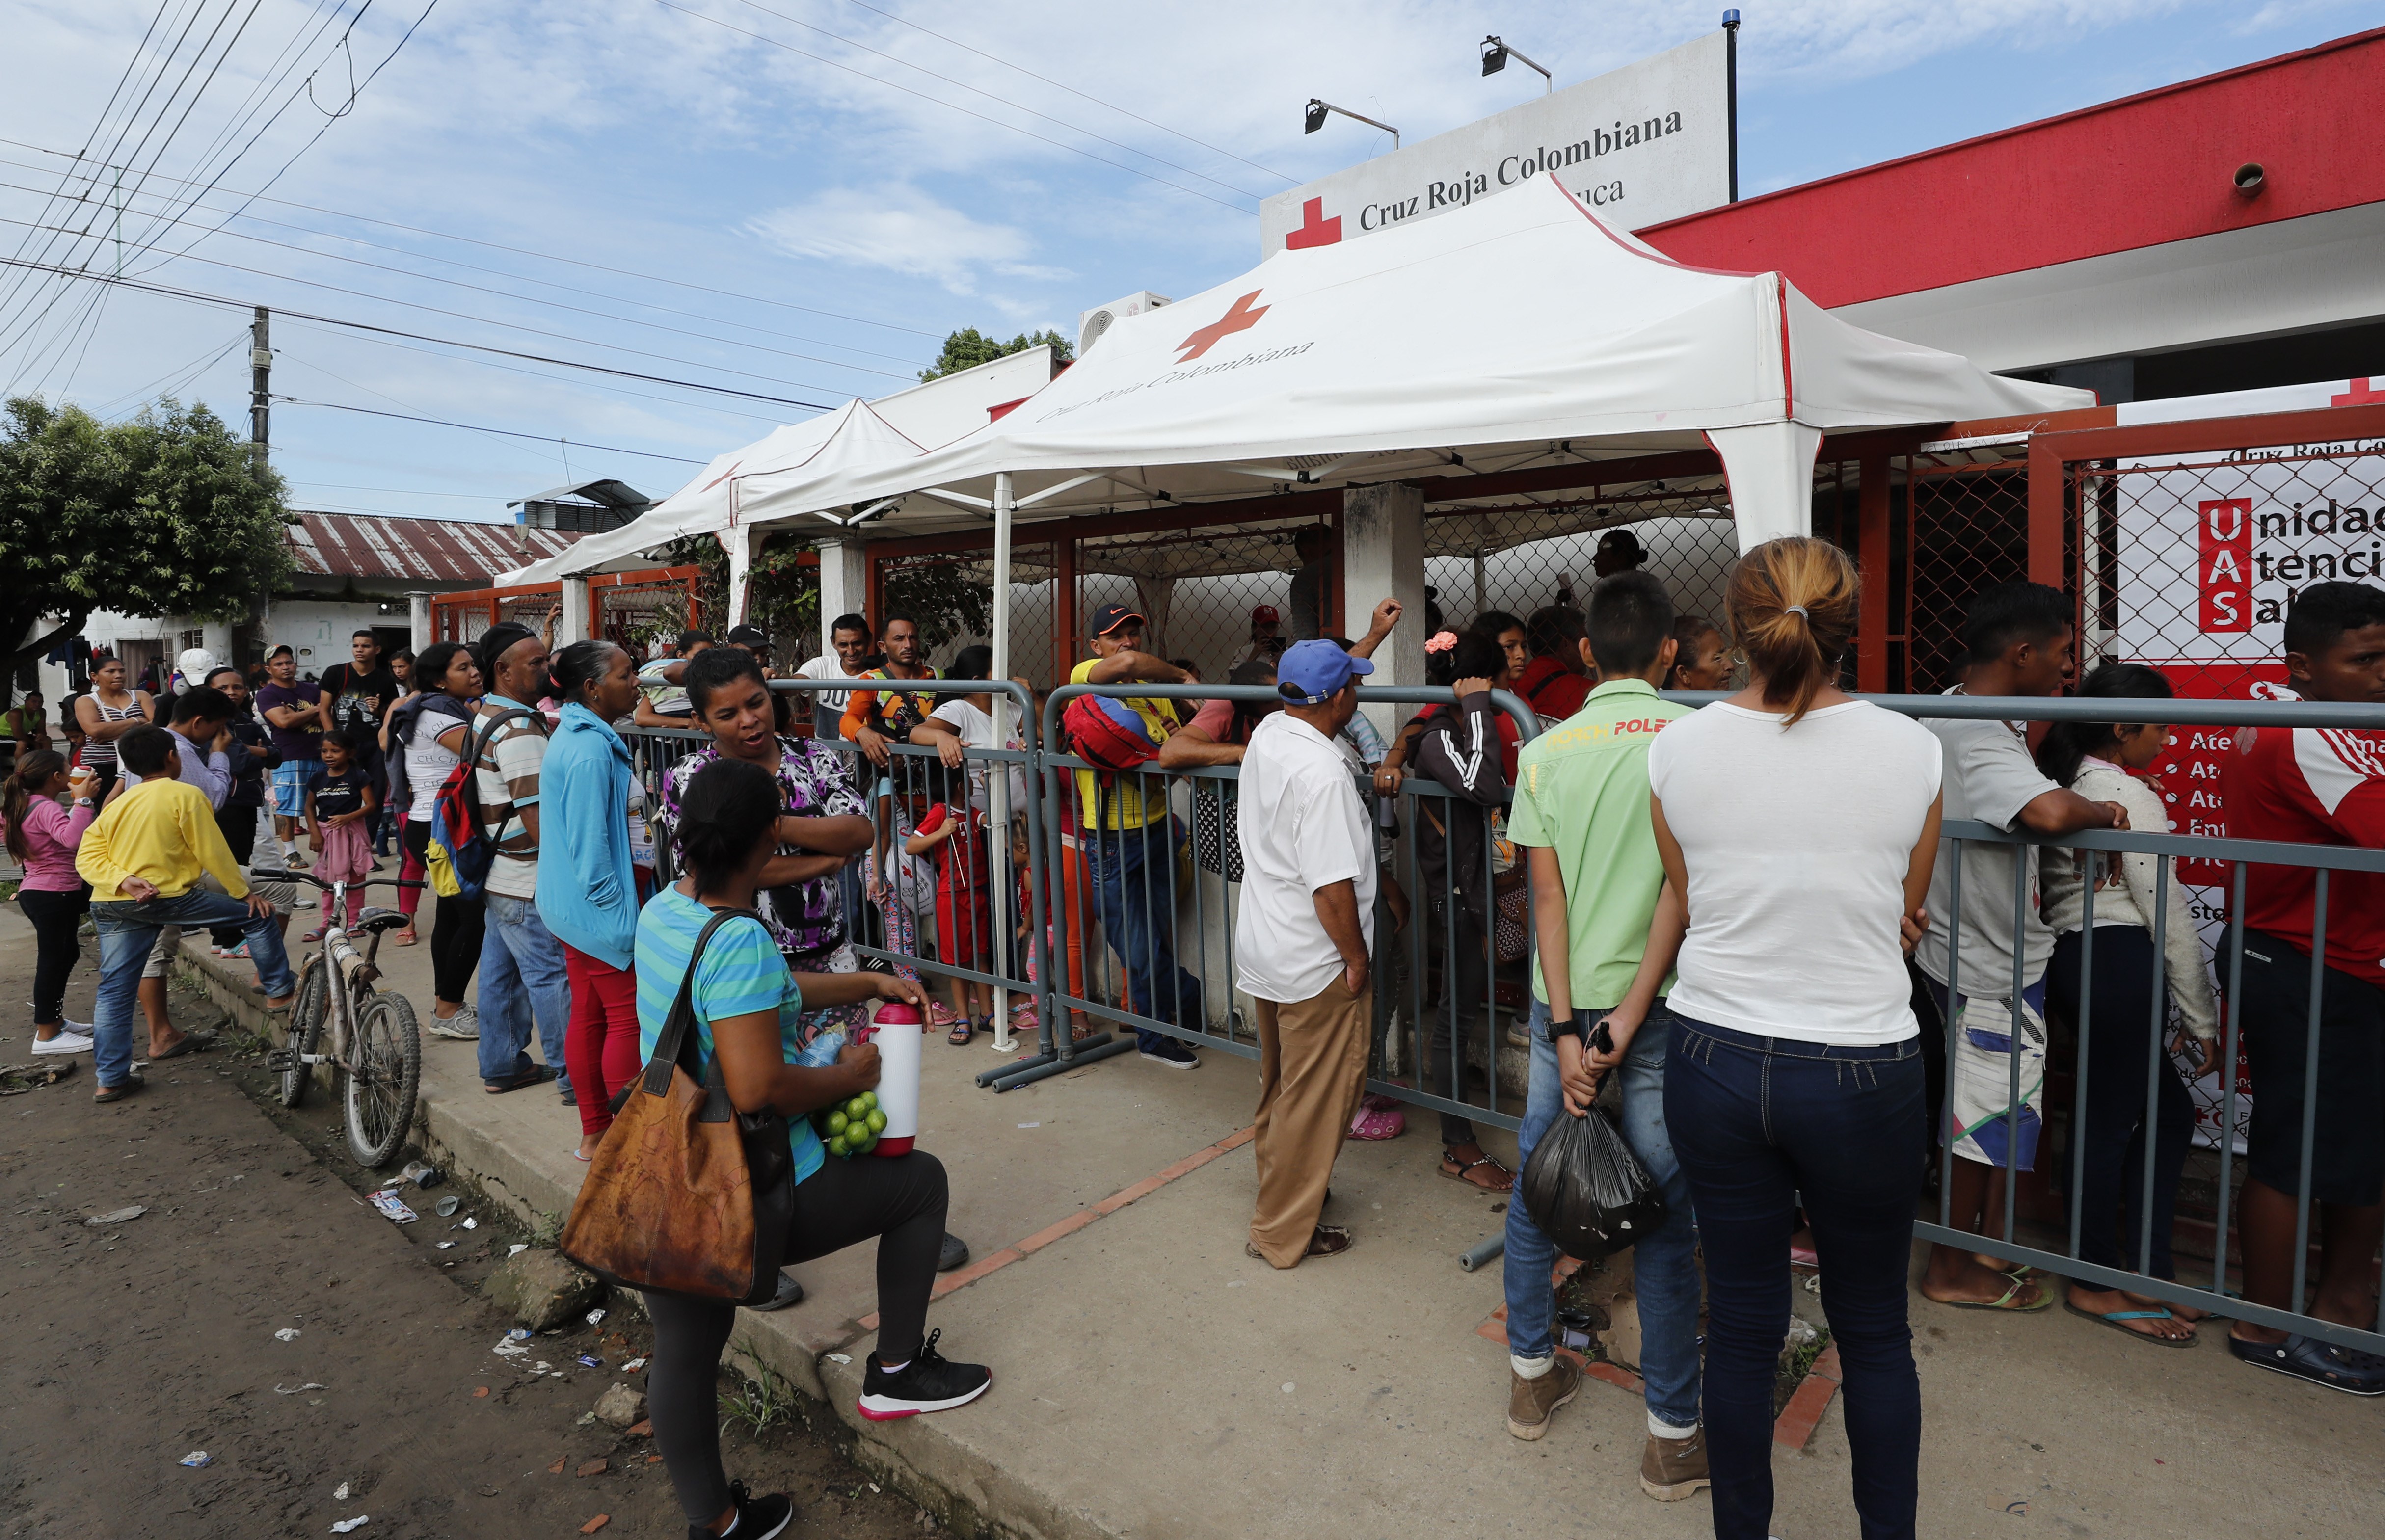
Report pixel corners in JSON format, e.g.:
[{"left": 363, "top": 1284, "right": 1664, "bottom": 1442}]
[{"left": 1520, "top": 1104, "right": 1668, "bottom": 1259}]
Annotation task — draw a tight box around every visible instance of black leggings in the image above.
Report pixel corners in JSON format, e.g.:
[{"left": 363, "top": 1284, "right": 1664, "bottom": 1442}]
[
  {"left": 2047, "top": 927, "right": 2195, "bottom": 1276},
  {"left": 644, "top": 1149, "right": 948, "bottom": 1524},
  {"left": 18, "top": 886, "right": 89, "bottom": 1023},
  {"left": 403, "top": 818, "right": 484, "bottom": 1004}
]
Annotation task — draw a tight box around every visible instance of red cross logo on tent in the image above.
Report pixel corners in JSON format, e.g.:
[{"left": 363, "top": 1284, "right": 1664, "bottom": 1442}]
[
  {"left": 1175, "top": 291, "right": 1270, "bottom": 362},
  {"left": 2331, "top": 377, "right": 2385, "bottom": 406},
  {"left": 1285, "top": 196, "right": 1341, "bottom": 251}
]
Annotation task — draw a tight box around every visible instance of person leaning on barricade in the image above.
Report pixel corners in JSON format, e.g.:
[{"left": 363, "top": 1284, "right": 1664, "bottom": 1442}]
[
  {"left": 2036, "top": 663, "right": 2218, "bottom": 1347},
  {"left": 1234, "top": 640, "right": 1380, "bottom": 1266},
  {"left": 1912, "top": 582, "right": 2129, "bottom": 1315},
  {"left": 1645, "top": 536, "right": 1946, "bottom": 1540},
  {"left": 2221, "top": 579, "right": 2385, "bottom": 1395},
  {"left": 1500, "top": 570, "right": 1709, "bottom": 1500}
]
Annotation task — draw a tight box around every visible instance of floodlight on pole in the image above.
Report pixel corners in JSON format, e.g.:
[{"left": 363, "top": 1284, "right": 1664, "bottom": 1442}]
[
  {"left": 1479, "top": 35, "right": 1551, "bottom": 93},
  {"left": 1304, "top": 98, "right": 1400, "bottom": 148}
]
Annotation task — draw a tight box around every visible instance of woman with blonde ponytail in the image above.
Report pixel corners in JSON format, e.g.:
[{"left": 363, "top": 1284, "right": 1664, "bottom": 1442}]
[{"left": 1641, "top": 537, "right": 1946, "bottom": 1540}]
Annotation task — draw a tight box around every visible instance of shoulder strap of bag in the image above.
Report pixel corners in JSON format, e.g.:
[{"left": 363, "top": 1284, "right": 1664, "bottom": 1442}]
[
  {"left": 466, "top": 705, "right": 543, "bottom": 844},
  {"left": 637, "top": 907, "right": 758, "bottom": 1122}
]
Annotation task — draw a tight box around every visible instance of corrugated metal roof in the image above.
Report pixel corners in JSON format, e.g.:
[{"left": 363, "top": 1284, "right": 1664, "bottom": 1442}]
[{"left": 286, "top": 511, "right": 585, "bottom": 584}]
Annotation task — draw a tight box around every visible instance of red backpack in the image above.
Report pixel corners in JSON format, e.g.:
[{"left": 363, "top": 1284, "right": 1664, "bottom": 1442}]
[{"left": 1062, "top": 694, "right": 1165, "bottom": 777}]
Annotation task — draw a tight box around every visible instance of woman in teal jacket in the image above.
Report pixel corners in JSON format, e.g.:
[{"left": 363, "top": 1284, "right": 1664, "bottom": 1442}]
[{"left": 539, "top": 641, "right": 649, "bottom": 1160}]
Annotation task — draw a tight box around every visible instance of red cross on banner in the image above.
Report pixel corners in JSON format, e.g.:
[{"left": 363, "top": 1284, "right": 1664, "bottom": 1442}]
[
  {"left": 1285, "top": 197, "right": 1341, "bottom": 251},
  {"left": 1175, "top": 291, "right": 1270, "bottom": 362},
  {"left": 2330, "top": 377, "right": 2385, "bottom": 406}
]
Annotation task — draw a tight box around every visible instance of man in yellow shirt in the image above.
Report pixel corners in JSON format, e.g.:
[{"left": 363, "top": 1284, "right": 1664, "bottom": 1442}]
[
  {"left": 1069, "top": 605, "right": 1204, "bottom": 1070},
  {"left": 79, "top": 725, "right": 295, "bottom": 1101}
]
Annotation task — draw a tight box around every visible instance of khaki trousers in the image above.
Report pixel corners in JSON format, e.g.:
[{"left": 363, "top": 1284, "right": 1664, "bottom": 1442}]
[{"left": 1249, "top": 973, "right": 1372, "bottom": 1268}]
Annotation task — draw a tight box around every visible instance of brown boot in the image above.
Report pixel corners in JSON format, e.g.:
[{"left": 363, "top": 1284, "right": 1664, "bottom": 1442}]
[
  {"left": 1505, "top": 1356, "right": 1581, "bottom": 1440},
  {"left": 1640, "top": 1426, "right": 1713, "bottom": 1500}
]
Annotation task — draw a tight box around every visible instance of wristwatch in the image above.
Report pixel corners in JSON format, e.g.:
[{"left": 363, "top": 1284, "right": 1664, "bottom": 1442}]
[{"left": 1543, "top": 1009, "right": 1593, "bottom": 1048}]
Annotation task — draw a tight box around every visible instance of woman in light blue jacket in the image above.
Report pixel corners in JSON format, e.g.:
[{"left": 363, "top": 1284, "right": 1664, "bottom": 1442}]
[{"left": 538, "top": 641, "right": 650, "bottom": 1160}]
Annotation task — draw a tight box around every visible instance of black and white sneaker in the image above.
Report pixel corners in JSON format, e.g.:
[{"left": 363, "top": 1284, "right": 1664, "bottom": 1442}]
[
  {"left": 857, "top": 1328, "right": 991, "bottom": 1421},
  {"left": 1139, "top": 1036, "right": 1200, "bottom": 1070},
  {"left": 688, "top": 1479, "right": 793, "bottom": 1540}
]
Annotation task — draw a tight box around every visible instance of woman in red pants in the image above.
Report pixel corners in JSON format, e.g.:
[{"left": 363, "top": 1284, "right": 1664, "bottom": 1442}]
[{"left": 537, "top": 641, "right": 652, "bottom": 1160}]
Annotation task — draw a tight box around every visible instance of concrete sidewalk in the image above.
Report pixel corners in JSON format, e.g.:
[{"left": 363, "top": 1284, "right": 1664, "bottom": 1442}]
[{"left": 164, "top": 920, "right": 2383, "bottom": 1540}]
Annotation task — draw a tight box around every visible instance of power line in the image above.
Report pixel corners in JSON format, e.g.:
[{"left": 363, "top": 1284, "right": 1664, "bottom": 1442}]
[
  {"left": 0, "top": 221, "right": 861, "bottom": 398},
  {"left": 0, "top": 255, "right": 839, "bottom": 409},
  {"left": 0, "top": 132, "right": 944, "bottom": 338},
  {"left": 276, "top": 396, "right": 711, "bottom": 463},
  {"left": 650, "top": 0, "right": 1252, "bottom": 214},
  {"left": 832, "top": 0, "right": 1295, "bottom": 186},
  {"left": 0, "top": 177, "right": 917, "bottom": 378}
]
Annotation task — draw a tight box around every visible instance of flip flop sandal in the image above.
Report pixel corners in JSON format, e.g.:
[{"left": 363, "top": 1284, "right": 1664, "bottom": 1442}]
[
  {"left": 2229, "top": 1332, "right": 2385, "bottom": 1395},
  {"left": 391, "top": 930, "right": 420, "bottom": 947},
  {"left": 483, "top": 1065, "right": 554, "bottom": 1095},
  {"left": 93, "top": 1076, "right": 144, "bottom": 1103},
  {"left": 1440, "top": 1152, "right": 1514, "bottom": 1193},
  {"left": 948, "top": 1019, "right": 976, "bottom": 1046},
  {"left": 148, "top": 1030, "right": 216, "bottom": 1061},
  {"left": 2062, "top": 1299, "right": 2196, "bottom": 1346},
  {"left": 300, "top": 928, "right": 327, "bottom": 943},
  {"left": 1246, "top": 1224, "right": 1354, "bottom": 1263},
  {"left": 1935, "top": 1276, "right": 2052, "bottom": 1312},
  {"left": 1348, "top": 1102, "right": 1406, "bottom": 1141}
]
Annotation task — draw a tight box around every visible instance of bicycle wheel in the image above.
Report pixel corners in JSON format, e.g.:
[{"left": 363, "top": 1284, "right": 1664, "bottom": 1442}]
[
  {"left": 279, "top": 955, "right": 329, "bottom": 1109},
  {"left": 344, "top": 990, "right": 422, "bottom": 1168}
]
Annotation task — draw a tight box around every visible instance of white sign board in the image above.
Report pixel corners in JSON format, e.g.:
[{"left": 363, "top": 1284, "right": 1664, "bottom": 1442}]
[{"left": 1260, "top": 30, "right": 1731, "bottom": 257}]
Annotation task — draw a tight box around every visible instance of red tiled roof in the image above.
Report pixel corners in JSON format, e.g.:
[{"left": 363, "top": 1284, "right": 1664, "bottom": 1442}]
[{"left": 286, "top": 511, "right": 585, "bottom": 584}]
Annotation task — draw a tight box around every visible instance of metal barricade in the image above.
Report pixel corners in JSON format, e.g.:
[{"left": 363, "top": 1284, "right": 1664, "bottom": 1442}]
[
  {"left": 1862, "top": 690, "right": 2385, "bottom": 1357},
  {"left": 1037, "top": 682, "right": 1543, "bottom": 1128},
  {"left": 621, "top": 674, "right": 2383, "bottom": 1352}
]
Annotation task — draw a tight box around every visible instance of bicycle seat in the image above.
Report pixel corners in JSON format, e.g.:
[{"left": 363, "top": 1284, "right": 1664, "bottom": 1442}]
[{"left": 353, "top": 907, "right": 410, "bottom": 934}]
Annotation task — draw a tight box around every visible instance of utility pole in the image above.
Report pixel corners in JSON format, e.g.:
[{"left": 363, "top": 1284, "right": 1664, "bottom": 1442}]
[
  {"left": 249, "top": 305, "right": 270, "bottom": 475},
  {"left": 1723, "top": 10, "right": 1741, "bottom": 204}
]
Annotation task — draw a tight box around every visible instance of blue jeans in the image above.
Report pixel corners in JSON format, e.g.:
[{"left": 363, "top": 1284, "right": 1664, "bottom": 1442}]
[
  {"left": 93, "top": 890, "right": 295, "bottom": 1088},
  {"left": 479, "top": 892, "right": 572, "bottom": 1089},
  {"left": 1082, "top": 816, "right": 1202, "bottom": 1052},
  {"left": 1502, "top": 999, "right": 1702, "bottom": 1432},
  {"left": 1666, "top": 1013, "right": 1929, "bottom": 1540}
]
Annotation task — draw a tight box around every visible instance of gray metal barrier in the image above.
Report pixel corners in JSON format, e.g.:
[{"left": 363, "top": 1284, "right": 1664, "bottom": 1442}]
[{"left": 622, "top": 677, "right": 2383, "bottom": 1354}]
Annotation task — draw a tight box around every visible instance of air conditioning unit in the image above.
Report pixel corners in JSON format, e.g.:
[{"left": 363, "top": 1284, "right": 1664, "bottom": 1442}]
[{"left": 1076, "top": 290, "right": 1172, "bottom": 357}]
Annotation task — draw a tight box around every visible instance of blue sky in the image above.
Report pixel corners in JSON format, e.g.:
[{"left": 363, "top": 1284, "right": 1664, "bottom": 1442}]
[{"left": 0, "top": 0, "right": 2370, "bottom": 525}]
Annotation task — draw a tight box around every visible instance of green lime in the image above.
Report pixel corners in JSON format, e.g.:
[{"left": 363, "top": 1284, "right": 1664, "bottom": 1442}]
[
  {"left": 825, "top": 1110, "right": 848, "bottom": 1136},
  {"left": 846, "top": 1096, "right": 870, "bottom": 1122},
  {"left": 860, "top": 1091, "right": 878, "bottom": 1111},
  {"left": 828, "top": 1135, "right": 850, "bottom": 1158},
  {"left": 852, "top": 1131, "right": 877, "bottom": 1154},
  {"left": 865, "top": 1108, "right": 887, "bottom": 1134}
]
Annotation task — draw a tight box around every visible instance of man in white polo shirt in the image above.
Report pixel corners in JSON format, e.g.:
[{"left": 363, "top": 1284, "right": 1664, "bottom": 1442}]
[{"left": 1235, "top": 639, "right": 1378, "bottom": 1267}]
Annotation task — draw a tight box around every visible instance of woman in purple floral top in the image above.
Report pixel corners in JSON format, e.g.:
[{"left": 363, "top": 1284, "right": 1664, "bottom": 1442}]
[{"left": 657, "top": 650, "right": 872, "bottom": 1041}]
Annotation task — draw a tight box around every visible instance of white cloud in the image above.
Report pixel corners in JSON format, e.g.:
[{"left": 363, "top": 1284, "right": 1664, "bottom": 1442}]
[{"left": 746, "top": 184, "right": 1055, "bottom": 294}]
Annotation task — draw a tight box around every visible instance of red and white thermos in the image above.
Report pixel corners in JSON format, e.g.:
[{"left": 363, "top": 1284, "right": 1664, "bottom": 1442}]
[{"left": 864, "top": 1000, "right": 922, "bottom": 1157}]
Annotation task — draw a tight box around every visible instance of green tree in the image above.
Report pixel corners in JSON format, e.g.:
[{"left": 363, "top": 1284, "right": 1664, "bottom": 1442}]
[
  {"left": 0, "top": 396, "right": 293, "bottom": 685},
  {"left": 918, "top": 327, "right": 1073, "bottom": 383},
  {"left": 663, "top": 529, "right": 820, "bottom": 659}
]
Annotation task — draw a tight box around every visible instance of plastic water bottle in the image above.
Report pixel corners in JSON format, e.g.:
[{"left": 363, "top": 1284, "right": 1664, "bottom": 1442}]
[{"left": 867, "top": 1000, "right": 923, "bottom": 1157}]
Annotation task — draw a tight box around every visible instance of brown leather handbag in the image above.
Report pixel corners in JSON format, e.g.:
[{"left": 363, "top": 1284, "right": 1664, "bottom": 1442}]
[{"left": 560, "top": 909, "right": 796, "bottom": 1305}]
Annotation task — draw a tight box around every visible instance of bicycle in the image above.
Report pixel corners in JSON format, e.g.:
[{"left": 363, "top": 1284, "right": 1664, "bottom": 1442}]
[{"left": 257, "top": 869, "right": 422, "bottom": 1168}]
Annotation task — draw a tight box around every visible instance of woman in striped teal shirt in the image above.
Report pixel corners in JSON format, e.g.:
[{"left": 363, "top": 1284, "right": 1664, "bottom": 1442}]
[{"left": 635, "top": 757, "right": 991, "bottom": 1540}]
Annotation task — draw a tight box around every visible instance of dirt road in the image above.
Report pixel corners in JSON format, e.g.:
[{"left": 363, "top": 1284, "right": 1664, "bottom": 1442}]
[{"left": 0, "top": 944, "right": 930, "bottom": 1540}]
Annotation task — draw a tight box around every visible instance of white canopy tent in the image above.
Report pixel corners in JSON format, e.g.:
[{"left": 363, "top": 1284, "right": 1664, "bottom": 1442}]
[{"left": 508, "top": 177, "right": 2089, "bottom": 704}]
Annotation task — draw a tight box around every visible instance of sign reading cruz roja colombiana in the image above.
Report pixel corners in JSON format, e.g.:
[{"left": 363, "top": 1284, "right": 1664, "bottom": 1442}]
[{"left": 1259, "top": 30, "right": 1731, "bottom": 257}]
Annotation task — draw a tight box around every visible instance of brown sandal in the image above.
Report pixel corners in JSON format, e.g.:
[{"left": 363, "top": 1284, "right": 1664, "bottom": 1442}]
[
  {"left": 1247, "top": 1224, "right": 1353, "bottom": 1263},
  {"left": 1440, "top": 1150, "right": 1514, "bottom": 1193}
]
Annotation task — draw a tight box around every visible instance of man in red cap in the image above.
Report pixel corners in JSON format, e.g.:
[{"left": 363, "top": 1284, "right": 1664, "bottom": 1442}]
[
  {"left": 1071, "top": 605, "right": 1204, "bottom": 1069},
  {"left": 1239, "top": 605, "right": 1285, "bottom": 666}
]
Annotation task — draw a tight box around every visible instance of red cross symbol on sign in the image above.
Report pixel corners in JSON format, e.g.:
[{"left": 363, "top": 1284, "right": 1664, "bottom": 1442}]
[
  {"left": 1285, "top": 196, "right": 1341, "bottom": 251},
  {"left": 2331, "top": 377, "right": 2385, "bottom": 406},
  {"left": 1175, "top": 291, "right": 1270, "bottom": 362}
]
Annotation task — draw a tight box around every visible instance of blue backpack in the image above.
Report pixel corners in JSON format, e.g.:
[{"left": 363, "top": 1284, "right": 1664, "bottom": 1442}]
[{"left": 425, "top": 707, "right": 542, "bottom": 901}]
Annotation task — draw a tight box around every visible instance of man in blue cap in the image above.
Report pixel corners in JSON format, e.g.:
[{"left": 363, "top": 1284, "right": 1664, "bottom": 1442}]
[{"left": 1234, "top": 639, "right": 1379, "bottom": 1266}]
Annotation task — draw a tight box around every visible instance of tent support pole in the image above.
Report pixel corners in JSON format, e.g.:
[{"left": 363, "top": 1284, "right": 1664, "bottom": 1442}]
[{"left": 990, "top": 471, "right": 1016, "bottom": 1050}]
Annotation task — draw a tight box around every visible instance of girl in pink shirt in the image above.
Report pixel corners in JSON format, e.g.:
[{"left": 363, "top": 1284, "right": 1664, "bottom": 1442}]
[{"left": 3, "top": 749, "right": 99, "bottom": 1053}]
